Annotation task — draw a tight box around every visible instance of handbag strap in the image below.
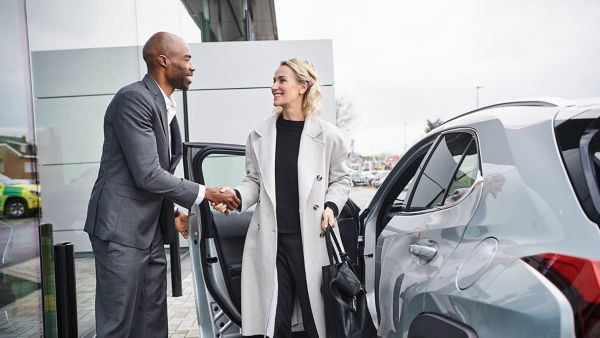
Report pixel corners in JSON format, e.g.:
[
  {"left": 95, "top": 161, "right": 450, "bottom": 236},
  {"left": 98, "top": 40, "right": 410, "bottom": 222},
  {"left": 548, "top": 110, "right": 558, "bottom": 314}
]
[
  {"left": 328, "top": 226, "right": 352, "bottom": 265},
  {"left": 325, "top": 226, "right": 340, "bottom": 266}
]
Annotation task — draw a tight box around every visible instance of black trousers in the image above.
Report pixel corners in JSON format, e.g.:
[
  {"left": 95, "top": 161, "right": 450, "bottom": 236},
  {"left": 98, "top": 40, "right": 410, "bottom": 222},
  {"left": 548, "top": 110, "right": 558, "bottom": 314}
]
[{"left": 273, "top": 232, "right": 319, "bottom": 338}]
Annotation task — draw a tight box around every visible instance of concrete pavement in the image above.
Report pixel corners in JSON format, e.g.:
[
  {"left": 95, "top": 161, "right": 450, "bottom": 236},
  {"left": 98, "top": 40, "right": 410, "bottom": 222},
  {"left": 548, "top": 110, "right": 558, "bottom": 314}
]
[
  {"left": 0, "top": 249, "right": 200, "bottom": 338},
  {"left": 76, "top": 251, "right": 201, "bottom": 338}
]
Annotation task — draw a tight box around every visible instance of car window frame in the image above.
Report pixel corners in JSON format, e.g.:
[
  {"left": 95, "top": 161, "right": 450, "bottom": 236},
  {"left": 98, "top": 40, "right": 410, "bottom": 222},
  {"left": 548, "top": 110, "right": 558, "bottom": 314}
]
[{"left": 403, "top": 128, "right": 482, "bottom": 215}]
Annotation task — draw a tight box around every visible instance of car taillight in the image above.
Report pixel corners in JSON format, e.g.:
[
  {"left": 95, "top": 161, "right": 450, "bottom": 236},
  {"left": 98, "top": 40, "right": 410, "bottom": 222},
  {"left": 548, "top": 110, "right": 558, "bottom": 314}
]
[{"left": 523, "top": 254, "right": 600, "bottom": 337}]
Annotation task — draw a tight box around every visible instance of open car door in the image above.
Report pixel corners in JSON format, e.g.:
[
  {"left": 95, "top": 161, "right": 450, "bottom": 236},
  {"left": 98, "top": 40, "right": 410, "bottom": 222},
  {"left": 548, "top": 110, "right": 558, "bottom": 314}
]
[{"left": 183, "top": 142, "right": 365, "bottom": 338}]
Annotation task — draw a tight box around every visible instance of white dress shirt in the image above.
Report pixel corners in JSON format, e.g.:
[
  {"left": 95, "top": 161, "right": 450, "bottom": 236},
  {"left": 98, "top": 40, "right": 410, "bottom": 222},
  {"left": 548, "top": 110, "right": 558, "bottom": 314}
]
[{"left": 156, "top": 82, "right": 205, "bottom": 205}]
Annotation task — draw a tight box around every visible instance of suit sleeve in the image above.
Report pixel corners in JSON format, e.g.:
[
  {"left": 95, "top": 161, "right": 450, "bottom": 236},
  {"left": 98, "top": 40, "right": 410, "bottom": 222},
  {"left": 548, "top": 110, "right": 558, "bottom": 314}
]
[
  {"left": 111, "top": 91, "right": 199, "bottom": 208},
  {"left": 325, "top": 128, "right": 352, "bottom": 214},
  {"left": 235, "top": 133, "right": 260, "bottom": 212}
]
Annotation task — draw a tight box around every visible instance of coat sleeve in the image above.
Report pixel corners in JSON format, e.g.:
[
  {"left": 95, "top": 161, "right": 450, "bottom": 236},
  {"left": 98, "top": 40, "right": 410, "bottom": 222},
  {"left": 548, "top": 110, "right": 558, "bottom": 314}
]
[
  {"left": 111, "top": 90, "right": 199, "bottom": 208},
  {"left": 325, "top": 128, "right": 352, "bottom": 214},
  {"left": 235, "top": 133, "right": 260, "bottom": 212}
]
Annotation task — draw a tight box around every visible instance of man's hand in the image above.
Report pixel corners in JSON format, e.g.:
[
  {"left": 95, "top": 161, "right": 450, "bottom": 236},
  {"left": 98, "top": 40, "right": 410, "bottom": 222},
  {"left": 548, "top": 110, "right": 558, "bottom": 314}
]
[
  {"left": 175, "top": 212, "right": 189, "bottom": 239},
  {"left": 205, "top": 186, "right": 240, "bottom": 211},
  {"left": 321, "top": 207, "right": 336, "bottom": 230},
  {"left": 211, "top": 187, "right": 235, "bottom": 213}
]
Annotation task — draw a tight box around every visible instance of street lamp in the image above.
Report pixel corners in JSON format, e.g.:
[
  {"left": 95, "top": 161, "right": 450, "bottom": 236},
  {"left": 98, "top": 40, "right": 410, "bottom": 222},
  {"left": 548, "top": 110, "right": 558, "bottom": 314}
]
[
  {"left": 476, "top": 86, "right": 484, "bottom": 108},
  {"left": 403, "top": 122, "right": 407, "bottom": 152}
]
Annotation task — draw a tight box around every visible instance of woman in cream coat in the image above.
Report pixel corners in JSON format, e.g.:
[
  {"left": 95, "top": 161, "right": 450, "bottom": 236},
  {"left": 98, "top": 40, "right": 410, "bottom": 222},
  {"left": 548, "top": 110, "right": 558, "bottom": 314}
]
[{"left": 220, "top": 59, "right": 351, "bottom": 337}]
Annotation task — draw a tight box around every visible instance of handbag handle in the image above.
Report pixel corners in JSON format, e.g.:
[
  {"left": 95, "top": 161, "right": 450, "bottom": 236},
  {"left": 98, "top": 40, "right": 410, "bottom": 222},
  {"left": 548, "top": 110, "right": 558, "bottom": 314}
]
[
  {"left": 324, "top": 226, "right": 362, "bottom": 312},
  {"left": 325, "top": 226, "right": 355, "bottom": 268},
  {"left": 325, "top": 226, "right": 358, "bottom": 276},
  {"left": 325, "top": 226, "right": 340, "bottom": 266}
]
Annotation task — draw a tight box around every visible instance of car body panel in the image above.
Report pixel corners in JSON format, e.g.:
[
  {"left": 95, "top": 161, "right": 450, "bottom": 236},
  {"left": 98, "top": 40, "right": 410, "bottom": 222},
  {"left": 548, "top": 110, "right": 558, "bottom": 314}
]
[{"left": 366, "top": 100, "right": 599, "bottom": 337}]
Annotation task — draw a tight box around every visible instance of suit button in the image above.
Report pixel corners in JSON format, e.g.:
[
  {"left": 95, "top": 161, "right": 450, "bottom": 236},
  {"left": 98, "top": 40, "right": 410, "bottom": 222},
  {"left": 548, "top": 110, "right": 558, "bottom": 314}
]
[
  {"left": 316, "top": 175, "right": 322, "bottom": 181},
  {"left": 313, "top": 204, "right": 320, "bottom": 210}
]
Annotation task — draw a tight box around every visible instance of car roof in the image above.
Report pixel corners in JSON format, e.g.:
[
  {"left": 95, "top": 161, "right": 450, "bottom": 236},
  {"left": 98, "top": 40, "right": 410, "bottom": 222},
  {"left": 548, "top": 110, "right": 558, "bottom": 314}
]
[{"left": 436, "top": 97, "right": 600, "bottom": 133}]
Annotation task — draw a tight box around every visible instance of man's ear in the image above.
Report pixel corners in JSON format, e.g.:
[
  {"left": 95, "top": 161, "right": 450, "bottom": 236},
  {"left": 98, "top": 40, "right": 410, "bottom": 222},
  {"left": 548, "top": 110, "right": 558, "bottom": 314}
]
[{"left": 158, "top": 54, "right": 169, "bottom": 68}]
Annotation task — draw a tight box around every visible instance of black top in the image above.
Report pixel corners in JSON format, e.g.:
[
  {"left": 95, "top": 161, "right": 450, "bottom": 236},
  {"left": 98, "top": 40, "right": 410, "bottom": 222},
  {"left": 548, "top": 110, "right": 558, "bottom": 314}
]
[{"left": 275, "top": 115, "right": 305, "bottom": 233}]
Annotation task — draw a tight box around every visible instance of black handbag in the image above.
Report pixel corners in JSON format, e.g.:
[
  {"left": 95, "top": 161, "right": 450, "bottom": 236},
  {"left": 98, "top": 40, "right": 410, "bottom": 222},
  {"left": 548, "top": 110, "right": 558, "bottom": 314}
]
[{"left": 321, "top": 226, "right": 377, "bottom": 338}]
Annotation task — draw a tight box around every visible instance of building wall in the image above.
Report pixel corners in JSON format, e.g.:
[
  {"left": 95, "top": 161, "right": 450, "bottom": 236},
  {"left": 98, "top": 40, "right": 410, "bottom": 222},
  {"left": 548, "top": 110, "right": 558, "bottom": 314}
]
[{"left": 0, "top": 147, "right": 35, "bottom": 180}]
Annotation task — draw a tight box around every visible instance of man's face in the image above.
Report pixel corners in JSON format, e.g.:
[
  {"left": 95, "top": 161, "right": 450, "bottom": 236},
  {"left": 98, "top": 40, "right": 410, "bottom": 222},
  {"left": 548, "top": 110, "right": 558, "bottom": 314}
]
[{"left": 165, "top": 41, "right": 195, "bottom": 90}]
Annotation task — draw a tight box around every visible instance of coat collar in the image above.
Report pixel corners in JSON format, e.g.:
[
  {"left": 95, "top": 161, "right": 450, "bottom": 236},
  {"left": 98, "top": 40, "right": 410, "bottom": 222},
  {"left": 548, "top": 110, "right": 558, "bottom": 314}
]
[
  {"left": 252, "top": 114, "right": 324, "bottom": 208},
  {"left": 143, "top": 74, "right": 169, "bottom": 142},
  {"left": 253, "top": 114, "right": 323, "bottom": 139}
]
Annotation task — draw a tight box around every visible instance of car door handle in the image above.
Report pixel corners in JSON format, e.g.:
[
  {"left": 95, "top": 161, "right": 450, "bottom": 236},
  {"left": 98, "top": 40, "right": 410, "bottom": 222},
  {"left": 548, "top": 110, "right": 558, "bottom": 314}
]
[{"left": 409, "top": 239, "right": 438, "bottom": 263}]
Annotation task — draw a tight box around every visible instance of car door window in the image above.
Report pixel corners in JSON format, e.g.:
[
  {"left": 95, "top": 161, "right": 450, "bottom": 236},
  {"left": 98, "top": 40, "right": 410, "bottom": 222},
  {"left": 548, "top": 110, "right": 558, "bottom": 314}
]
[
  {"left": 443, "top": 141, "right": 479, "bottom": 205},
  {"left": 202, "top": 153, "right": 255, "bottom": 211},
  {"left": 407, "top": 133, "right": 477, "bottom": 211}
]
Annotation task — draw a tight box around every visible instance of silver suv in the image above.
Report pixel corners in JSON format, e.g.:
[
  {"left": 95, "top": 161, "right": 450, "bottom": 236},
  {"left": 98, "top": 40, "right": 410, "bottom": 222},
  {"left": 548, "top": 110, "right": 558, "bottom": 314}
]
[{"left": 184, "top": 98, "right": 600, "bottom": 338}]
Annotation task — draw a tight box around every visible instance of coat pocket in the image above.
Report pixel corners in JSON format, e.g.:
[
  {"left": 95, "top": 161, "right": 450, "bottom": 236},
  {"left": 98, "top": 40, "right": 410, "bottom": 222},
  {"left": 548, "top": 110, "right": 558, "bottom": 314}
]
[{"left": 115, "top": 184, "right": 155, "bottom": 201}]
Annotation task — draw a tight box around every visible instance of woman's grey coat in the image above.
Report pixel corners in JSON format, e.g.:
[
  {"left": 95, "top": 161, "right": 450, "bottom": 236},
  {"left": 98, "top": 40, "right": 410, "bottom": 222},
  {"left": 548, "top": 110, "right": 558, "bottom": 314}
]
[{"left": 235, "top": 115, "right": 351, "bottom": 337}]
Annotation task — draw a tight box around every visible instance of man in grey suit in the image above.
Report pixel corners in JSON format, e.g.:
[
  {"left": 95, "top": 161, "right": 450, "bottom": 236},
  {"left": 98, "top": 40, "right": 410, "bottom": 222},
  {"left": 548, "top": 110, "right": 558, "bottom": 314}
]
[{"left": 84, "top": 32, "right": 239, "bottom": 337}]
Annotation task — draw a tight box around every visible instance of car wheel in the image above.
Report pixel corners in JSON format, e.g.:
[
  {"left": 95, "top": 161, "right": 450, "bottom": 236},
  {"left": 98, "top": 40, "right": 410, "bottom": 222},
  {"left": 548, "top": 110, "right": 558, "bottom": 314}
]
[{"left": 5, "top": 199, "right": 27, "bottom": 218}]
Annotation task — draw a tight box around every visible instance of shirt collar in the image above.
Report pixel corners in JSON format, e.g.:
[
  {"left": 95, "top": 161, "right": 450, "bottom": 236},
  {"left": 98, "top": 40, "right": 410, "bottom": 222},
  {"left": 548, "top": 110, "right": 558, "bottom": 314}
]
[{"left": 151, "top": 78, "right": 177, "bottom": 110}]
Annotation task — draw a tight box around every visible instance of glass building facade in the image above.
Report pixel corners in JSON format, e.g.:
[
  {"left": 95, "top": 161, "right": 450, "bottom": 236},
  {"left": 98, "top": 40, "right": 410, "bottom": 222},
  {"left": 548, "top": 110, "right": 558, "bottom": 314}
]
[
  {"left": 0, "top": 1, "right": 198, "bottom": 336},
  {"left": 0, "top": 0, "right": 277, "bottom": 336}
]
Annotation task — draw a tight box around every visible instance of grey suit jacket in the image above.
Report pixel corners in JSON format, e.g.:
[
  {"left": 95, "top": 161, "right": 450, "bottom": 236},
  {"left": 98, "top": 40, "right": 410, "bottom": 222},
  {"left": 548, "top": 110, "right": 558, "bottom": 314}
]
[{"left": 84, "top": 75, "right": 199, "bottom": 249}]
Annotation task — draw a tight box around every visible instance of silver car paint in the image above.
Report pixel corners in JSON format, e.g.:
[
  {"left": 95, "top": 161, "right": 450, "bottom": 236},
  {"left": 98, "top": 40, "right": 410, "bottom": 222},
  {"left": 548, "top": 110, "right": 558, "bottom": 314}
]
[{"left": 364, "top": 100, "right": 600, "bottom": 337}]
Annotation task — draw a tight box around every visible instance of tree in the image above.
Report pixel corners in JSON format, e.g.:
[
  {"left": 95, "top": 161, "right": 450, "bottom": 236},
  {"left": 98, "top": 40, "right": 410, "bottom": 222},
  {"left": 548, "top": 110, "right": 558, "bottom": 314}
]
[
  {"left": 336, "top": 96, "right": 356, "bottom": 136},
  {"left": 424, "top": 118, "right": 444, "bottom": 133}
]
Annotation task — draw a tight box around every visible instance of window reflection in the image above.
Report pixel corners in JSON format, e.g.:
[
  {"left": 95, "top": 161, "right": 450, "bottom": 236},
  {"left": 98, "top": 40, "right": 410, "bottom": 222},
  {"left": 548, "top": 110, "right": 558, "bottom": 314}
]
[{"left": 0, "top": 0, "right": 43, "bottom": 336}]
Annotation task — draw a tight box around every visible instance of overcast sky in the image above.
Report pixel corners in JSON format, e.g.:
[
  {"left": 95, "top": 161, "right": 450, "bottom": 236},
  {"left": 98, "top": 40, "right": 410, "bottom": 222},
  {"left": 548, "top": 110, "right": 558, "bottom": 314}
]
[{"left": 275, "top": 0, "right": 600, "bottom": 155}]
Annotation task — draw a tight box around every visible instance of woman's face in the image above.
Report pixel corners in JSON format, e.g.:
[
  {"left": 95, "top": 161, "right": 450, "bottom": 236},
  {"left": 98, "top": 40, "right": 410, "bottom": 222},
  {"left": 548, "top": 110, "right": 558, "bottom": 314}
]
[{"left": 272, "top": 65, "right": 307, "bottom": 109}]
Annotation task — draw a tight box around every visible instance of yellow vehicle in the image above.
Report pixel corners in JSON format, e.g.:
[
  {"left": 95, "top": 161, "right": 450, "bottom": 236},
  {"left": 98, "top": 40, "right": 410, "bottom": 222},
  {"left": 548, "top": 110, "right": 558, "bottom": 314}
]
[{"left": 0, "top": 173, "right": 41, "bottom": 218}]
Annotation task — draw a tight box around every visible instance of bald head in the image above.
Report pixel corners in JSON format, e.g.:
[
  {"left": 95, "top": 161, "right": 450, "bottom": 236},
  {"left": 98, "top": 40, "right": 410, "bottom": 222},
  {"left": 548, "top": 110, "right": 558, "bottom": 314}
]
[
  {"left": 143, "top": 32, "right": 185, "bottom": 70},
  {"left": 142, "top": 32, "right": 195, "bottom": 93}
]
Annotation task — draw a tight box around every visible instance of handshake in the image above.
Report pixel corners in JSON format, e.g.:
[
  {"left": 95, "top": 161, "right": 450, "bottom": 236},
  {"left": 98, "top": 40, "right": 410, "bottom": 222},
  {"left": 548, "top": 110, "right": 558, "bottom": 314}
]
[
  {"left": 174, "top": 186, "right": 239, "bottom": 239},
  {"left": 205, "top": 186, "right": 239, "bottom": 211}
]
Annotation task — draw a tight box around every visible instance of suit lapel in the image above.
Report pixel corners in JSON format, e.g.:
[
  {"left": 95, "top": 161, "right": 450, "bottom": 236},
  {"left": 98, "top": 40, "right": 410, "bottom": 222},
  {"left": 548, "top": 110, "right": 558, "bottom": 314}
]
[
  {"left": 143, "top": 75, "right": 169, "bottom": 145},
  {"left": 252, "top": 116, "right": 278, "bottom": 205},
  {"left": 297, "top": 117, "right": 324, "bottom": 211}
]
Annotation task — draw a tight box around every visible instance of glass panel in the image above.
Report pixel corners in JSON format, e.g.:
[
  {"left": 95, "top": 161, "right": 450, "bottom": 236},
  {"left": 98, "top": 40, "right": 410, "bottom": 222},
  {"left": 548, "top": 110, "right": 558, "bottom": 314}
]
[
  {"left": 201, "top": 153, "right": 252, "bottom": 210},
  {"left": 408, "top": 133, "right": 473, "bottom": 211},
  {"left": 0, "top": 0, "right": 43, "bottom": 336},
  {"left": 444, "top": 141, "right": 479, "bottom": 205}
]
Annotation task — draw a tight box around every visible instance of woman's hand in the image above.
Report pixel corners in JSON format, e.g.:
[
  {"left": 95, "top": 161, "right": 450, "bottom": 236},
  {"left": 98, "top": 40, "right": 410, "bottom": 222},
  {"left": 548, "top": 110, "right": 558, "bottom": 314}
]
[{"left": 321, "top": 207, "right": 336, "bottom": 230}]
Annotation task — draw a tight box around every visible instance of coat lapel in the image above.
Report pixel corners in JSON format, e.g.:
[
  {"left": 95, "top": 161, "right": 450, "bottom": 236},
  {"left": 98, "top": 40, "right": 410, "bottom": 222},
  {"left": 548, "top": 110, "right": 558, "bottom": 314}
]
[
  {"left": 252, "top": 115, "right": 278, "bottom": 205},
  {"left": 297, "top": 117, "right": 324, "bottom": 211}
]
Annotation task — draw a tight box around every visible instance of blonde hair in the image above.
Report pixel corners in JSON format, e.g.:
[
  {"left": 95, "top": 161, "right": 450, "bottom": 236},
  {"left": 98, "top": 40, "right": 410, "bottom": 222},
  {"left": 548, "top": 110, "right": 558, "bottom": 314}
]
[{"left": 273, "top": 58, "right": 323, "bottom": 118}]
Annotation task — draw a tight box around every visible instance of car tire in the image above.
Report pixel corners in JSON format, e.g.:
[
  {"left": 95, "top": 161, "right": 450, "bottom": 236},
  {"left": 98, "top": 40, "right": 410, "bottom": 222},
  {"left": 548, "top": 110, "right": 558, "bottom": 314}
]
[{"left": 5, "top": 199, "right": 27, "bottom": 218}]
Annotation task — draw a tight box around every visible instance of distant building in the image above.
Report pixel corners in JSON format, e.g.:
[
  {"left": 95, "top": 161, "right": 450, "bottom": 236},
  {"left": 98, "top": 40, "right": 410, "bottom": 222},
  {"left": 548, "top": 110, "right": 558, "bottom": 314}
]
[
  {"left": 347, "top": 151, "right": 363, "bottom": 171},
  {"left": 385, "top": 155, "right": 401, "bottom": 169},
  {"left": 0, "top": 136, "right": 37, "bottom": 180}
]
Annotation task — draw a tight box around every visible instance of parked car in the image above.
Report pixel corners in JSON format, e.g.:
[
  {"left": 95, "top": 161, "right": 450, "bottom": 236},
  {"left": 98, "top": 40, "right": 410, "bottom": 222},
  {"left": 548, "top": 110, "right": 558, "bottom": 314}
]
[
  {"left": 0, "top": 173, "right": 40, "bottom": 218},
  {"left": 183, "top": 98, "right": 600, "bottom": 337},
  {"left": 351, "top": 172, "right": 369, "bottom": 186},
  {"left": 371, "top": 170, "right": 390, "bottom": 187}
]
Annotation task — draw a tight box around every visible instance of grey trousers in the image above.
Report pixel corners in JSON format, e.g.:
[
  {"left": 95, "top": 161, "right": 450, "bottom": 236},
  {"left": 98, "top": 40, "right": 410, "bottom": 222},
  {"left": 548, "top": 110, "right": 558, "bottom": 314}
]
[{"left": 90, "top": 227, "right": 168, "bottom": 338}]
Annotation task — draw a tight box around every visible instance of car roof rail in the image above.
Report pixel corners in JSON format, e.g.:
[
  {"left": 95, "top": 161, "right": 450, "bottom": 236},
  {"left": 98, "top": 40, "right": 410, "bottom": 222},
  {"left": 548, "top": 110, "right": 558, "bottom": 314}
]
[{"left": 443, "top": 98, "right": 576, "bottom": 126}]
